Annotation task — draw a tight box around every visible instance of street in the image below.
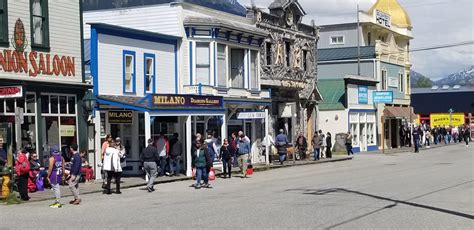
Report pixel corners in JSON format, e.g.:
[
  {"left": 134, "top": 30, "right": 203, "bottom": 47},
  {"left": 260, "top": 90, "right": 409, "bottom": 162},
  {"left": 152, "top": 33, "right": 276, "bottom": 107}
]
[{"left": 2, "top": 144, "right": 473, "bottom": 230}]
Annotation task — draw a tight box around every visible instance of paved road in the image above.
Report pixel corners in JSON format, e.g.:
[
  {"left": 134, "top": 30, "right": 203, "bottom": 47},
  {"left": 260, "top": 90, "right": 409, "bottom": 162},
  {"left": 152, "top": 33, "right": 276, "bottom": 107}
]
[{"left": 2, "top": 144, "right": 473, "bottom": 229}]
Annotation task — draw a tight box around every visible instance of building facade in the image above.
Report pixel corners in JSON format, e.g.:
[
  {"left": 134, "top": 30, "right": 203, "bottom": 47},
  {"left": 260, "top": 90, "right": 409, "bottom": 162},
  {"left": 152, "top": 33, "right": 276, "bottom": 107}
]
[
  {"left": 0, "top": 0, "right": 87, "bottom": 162},
  {"left": 246, "top": 0, "right": 321, "bottom": 146},
  {"left": 84, "top": 1, "right": 271, "bottom": 177},
  {"left": 318, "top": 0, "right": 414, "bottom": 150}
]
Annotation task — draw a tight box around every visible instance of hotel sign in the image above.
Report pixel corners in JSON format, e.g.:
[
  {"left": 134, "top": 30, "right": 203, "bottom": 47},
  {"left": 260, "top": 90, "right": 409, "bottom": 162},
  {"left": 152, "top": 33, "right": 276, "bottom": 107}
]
[
  {"left": 153, "top": 94, "right": 223, "bottom": 108},
  {"left": 375, "top": 10, "right": 391, "bottom": 28},
  {"left": 0, "top": 86, "right": 23, "bottom": 99},
  {"left": 108, "top": 111, "right": 133, "bottom": 124}
]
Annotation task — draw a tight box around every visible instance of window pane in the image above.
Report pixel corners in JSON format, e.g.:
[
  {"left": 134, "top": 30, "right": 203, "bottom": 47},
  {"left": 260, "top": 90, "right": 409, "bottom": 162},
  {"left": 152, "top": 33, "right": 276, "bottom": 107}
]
[
  {"left": 60, "top": 117, "right": 77, "bottom": 152},
  {"left": 32, "top": 0, "right": 42, "bottom": 16},
  {"left": 250, "top": 50, "right": 258, "bottom": 90},
  {"left": 265, "top": 42, "right": 272, "bottom": 65},
  {"left": 21, "top": 116, "right": 36, "bottom": 149},
  {"left": 0, "top": 100, "right": 4, "bottom": 113},
  {"left": 50, "top": 95, "right": 58, "bottom": 114},
  {"left": 45, "top": 116, "right": 59, "bottom": 149},
  {"left": 125, "top": 55, "right": 133, "bottom": 92},
  {"left": 68, "top": 96, "right": 76, "bottom": 114},
  {"left": 41, "top": 95, "right": 49, "bottom": 113},
  {"left": 217, "top": 44, "right": 226, "bottom": 87},
  {"left": 26, "top": 94, "right": 35, "bottom": 114},
  {"left": 16, "top": 98, "right": 25, "bottom": 111},
  {"left": 196, "top": 43, "right": 209, "bottom": 65},
  {"left": 5, "top": 99, "right": 14, "bottom": 113},
  {"left": 230, "top": 49, "right": 245, "bottom": 88},
  {"left": 145, "top": 58, "right": 153, "bottom": 92},
  {"left": 33, "top": 16, "right": 44, "bottom": 45},
  {"left": 196, "top": 67, "right": 210, "bottom": 85},
  {"left": 59, "top": 96, "right": 67, "bottom": 114}
]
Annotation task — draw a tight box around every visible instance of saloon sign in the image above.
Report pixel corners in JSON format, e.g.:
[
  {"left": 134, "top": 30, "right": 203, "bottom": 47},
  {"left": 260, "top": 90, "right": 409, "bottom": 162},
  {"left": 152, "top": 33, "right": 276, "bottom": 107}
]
[{"left": 0, "top": 19, "right": 76, "bottom": 78}]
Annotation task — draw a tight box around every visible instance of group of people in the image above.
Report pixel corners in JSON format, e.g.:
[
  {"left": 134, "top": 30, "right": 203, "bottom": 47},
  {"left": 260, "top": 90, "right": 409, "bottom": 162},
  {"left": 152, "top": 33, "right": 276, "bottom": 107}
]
[{"left": 400, "top": 124, "right": 471, "bottom": 153}]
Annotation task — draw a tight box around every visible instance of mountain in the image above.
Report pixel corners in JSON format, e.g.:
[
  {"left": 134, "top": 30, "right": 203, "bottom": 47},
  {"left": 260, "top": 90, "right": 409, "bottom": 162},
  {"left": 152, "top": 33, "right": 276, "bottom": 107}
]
[
  {"left": 410, "top": 70, "right": 433, "bottom": 88},
  {"left": 83, "top": 0, "right": 247, "bottom": 16},
  {"left": 434, "top": 66, "right": 474, "bottom": 86}
]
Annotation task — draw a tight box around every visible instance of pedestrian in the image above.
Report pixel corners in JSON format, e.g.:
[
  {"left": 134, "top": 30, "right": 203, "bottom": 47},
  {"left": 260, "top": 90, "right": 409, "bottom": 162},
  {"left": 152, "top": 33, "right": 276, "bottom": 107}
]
[
  {"left": 412, "top": 127, "right": 421, "bottom": 153},
  {"left": 80, "top": 151, "right": 94, "bottom": 184},
  {"left": 193, "top": 140, "right": 212, "bottom": 189},
  {"left": 262, "top": 133, "right": 275, "bottom": 163},
  {"left": 46, "top": 146, "right": 65, "bottom": 208},
  {"left": 103, "top": 142, "right": 122, "bottom": 195},
  {"left": 205, "top": 134, "right": 218, "bottom": 163},
  {"left": 312, "top": 131, "right": 321, "bottom": 160},
  {"left": 319, "top": 130, "right": 326, "bottom": 158},
  {"left": 462, "top": 125, "right": 470, "bottom": 146},
  {"left": 399, "top": 125, "right": 406, "bottom": 147},
  {"left": 345, "top": 131, "right": 354, "bottom": 156},
  {"left": 169, "top": 133, "right": 182, "bottom": 176},
  {"left": 219, "top": 138, "right": 232, "bottom": 178},
  {"left": 237, "top": 133, "right": 251, "bottom": 178},
  {"left": 101, "top": 134, "right": 113, "bottom": 160},
  {"left": 230, "top": 132, "right": 239, "bottom": 167},
  {"left": 15, "top": 149, "right": 31, "bottom": 201},
  {"left": 424, "top": 128, "right": 431, "bottom": 148},
  {"left": 115, "top": 137, "right": 127, "bottom": 169},
  {"left": 141, "top": 138, "right": 159, "bottom": 192},
  {"left": 155, "top": 132, "right": 169, "bottom": 176},
  {"left": 406, "top": 126, "right": 412, "bottom": 147},
  {"left": 68, "top": 144, "right": 82, "bottom": 205},
  {"left": 295, "top": 133, "right": 307, "bottom": 160},
  {"left": 276, "top": 129, "right": 289, "bottom": 164},
  {"left": 326, "top": 132, "right": 332, "bottom": 158}
]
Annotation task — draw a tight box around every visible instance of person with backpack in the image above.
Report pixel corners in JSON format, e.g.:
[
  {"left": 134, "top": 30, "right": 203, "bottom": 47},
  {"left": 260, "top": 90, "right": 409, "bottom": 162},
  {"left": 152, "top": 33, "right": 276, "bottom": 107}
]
[
  {"left": 15, "top": 149, "right": 31, "bottom": 201},
  {"left": 47, "top": 146, "right": 65, "bottom": 208},
  {"left": 205, "top": 134, "right": 218, "bottom": 163}
]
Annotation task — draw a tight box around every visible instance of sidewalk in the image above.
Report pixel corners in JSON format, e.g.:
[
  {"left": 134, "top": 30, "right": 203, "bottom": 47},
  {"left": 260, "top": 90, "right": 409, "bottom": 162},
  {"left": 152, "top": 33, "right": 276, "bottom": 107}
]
[
  {"left": 20, "top": 156, "right": 353, "bottom": 203},
  {"left": 364, "top": 141, "right": 464, "bottom": 155}
]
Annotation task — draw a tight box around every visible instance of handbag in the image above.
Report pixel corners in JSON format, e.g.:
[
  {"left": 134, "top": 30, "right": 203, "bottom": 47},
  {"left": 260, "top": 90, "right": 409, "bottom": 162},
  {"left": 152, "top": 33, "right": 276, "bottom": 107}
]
[
  {"left": 246, "top": 166, "right": 253, "bottom": 175},
  {"left": 192, "top": 168, "right": 196, "bottom": 179},
  {"left": 36, "top": 177, "right": 44, "bottom": 191},
  {"left": 208, "top": 168, "right": 216, "bottom": 181}
]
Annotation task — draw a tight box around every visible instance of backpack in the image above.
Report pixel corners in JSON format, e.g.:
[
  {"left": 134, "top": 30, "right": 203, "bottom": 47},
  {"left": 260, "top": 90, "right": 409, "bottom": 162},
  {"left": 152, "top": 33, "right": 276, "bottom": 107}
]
[
  {"left": 15, "top": 154, "right": 30, "bottom": 175},
  {"left": 207, "top": 142, "right": 216, "bottom": 160}
]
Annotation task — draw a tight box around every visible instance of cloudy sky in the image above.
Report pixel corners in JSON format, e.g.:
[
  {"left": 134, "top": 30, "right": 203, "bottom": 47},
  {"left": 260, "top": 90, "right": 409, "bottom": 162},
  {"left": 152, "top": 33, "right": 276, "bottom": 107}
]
[{"left": 240, "top": 0, "right": 474, "bottom": 80}]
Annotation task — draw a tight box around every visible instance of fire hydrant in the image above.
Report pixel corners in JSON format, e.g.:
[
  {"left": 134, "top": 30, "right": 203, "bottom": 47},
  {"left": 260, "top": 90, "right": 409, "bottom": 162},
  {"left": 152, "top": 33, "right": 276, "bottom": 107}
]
[{"left": 1, "top": 175, "right": 10, "bottom": 198}]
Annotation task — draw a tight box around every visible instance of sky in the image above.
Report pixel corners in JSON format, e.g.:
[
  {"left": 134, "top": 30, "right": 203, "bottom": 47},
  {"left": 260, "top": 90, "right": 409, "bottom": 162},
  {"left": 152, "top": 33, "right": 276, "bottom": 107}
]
[{"left": 240, "top": 0, "right": 474, "bottom": 80}]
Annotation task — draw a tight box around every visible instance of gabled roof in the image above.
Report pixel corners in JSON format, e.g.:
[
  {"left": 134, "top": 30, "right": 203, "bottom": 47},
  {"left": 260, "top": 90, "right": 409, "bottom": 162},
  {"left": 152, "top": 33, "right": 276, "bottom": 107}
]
[
  {"left": 183, "top": 16, "right": 269, "bottom": 36},
  {"left": 318, "top": 46, "right": 376, "bottom": 62},
  {"left": 318, "top": 79, "right": 346, "bottom": 111},
  {"left": 269, "top": 0, "right": 306, "bottom": 15}
]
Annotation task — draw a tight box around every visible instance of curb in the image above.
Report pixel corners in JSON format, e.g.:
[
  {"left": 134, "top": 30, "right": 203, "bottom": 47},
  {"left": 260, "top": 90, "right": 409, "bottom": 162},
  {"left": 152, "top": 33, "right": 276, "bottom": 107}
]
[{"left": 10, "top": 157, "right": 353, "bottom": 204}]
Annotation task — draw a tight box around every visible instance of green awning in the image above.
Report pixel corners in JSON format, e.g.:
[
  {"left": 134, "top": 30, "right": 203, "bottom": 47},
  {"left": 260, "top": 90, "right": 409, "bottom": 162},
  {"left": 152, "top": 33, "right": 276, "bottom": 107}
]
[{"left": 318, "top": 79, "right": 346, "bottom": 111}]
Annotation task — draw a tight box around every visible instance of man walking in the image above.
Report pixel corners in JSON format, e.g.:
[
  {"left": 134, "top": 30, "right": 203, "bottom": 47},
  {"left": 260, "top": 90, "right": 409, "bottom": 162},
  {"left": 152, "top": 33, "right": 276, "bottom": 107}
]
[
  {"left": 47, "top": 146, "right": 65, "bottom": 208},
  {"left": 413, "top": 127, "right": 421, "bottom": 153},
  {"left": 68, "top": 144, "right": 82, "bottom": 205},
  {"left": 345, "top": 131, "right": 354, "bottom": 156},
  {"left": 276, "top": 129, "right": 289, "bottom": 164},
  {"left": 237, "top": 133, "right": 251, "bottom": 178},
  {"left": 142, "top": 138, "right": 159, "bottom": 192}
]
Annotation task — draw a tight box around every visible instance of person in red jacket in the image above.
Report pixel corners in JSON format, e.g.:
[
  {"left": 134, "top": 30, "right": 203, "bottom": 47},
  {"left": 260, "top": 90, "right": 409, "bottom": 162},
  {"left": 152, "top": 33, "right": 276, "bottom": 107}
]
[
  {"left": 155, "top": 132, "right": 169, "bottom": 176},
  {"left": 15, "top": 149, "right": 30, "bottom": 201}
]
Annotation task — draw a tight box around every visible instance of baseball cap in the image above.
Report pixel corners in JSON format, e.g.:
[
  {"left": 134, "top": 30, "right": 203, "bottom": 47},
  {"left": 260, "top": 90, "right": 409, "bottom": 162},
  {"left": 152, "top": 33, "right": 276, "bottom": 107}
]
[{"left": 50, "top": 145, "right": 60, "bottom": 155}]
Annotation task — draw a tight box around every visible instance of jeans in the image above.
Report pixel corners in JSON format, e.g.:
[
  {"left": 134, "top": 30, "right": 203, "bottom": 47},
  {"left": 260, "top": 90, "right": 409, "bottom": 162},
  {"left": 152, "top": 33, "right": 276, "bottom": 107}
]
[
  {"left": 465, "top": 136, "right": 470, "bottom": 145},
  {"left": 222, "top": 159, "right": 232, "bottom": 178},
  {"left": 159, "top": 156, "right": 167, "bottom": 176},
  {"left": 444, "top": 135, "right": 449, "bottom": 144},
  {"left": 144, "top": 162, "right": 157, "bottom": 189},
  {"left": 414, "top": 139, "right": 419, "bottom": 152},
  {"left": 195, "top": 167, "right": 208, "bottom": 186},
  {"left": 169, "top": 156, "right": 181, "bottom": 175},
  {"left": 345, "top": 144, "right": 353, "bottom": 156},
  {"left": 279, "top": 154, "right": 286, "bottom": 163},
  {"left": 313, "top": 148, "right": 320, "bottom": 160}
]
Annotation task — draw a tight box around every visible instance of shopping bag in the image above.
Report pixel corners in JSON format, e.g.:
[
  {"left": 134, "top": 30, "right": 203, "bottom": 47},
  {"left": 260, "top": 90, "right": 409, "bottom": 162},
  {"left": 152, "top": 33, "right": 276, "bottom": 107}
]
[
  {"left": 36, "top": 177, "right": 44, "bottom": 192},
  {"left": 208, "top": 168, "right": 216, "bottom": 181},
  {"left": 246, "top": 167, "right": 253, "bottom": 175},
  {"left": 192, "top": 168, "right": 196, "bottom": 179}
]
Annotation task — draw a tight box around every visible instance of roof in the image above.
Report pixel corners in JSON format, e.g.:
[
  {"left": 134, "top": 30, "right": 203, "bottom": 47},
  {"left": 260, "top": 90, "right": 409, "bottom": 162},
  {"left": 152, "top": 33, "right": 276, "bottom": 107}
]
[
  {"left": 268, "top": 0, "right": 306, "bottom": 15},
  {"left": 183, "top": 16, "right": 268, "bottom": 36},
  {"left": 344, "top": 75, "right": 379, "bottom": 85},
  {"left": 89, "top": 23, "right": 181, "bottom": 41},
  {"left": 318, "top": 79, "right": 346, "bottom": 111},
  {"left": 318, "top": 46, "right": 376, "bottom": 62}
]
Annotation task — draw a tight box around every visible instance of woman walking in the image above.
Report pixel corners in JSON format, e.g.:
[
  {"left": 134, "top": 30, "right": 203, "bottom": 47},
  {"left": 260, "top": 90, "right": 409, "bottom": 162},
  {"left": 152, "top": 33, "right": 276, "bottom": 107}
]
[
  {"left": 345, "top": 131, "right": 354, "bottom": 156},
  {"left": 193, "top": 140, "right": 212, "bottom": 189},
  {"left": 326, "top": 132, "right": 332, "bottom": 158},
  {"left": 219, "top": 138, "right": 232, "bottom": 178},
  {"left": 103, "top": 142, "right": 122, "bottom": 194}
]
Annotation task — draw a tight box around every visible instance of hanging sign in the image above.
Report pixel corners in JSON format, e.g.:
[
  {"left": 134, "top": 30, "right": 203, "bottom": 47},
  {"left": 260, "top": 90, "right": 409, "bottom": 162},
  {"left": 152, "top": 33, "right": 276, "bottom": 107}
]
[
  {"left": 237, "top": 112, "right": 266, "bottom": 120},
  {"left": 0, "top": 86, "right": 23, "bottom": 98},
  {"left": 60, "top": 125, "right": 76, "bottom": 137},
  {"left": 108, "top": 111, "right": 133, "bottom": 124},
  {"left": 373, "top": 91, "right": 393, "bottom": 104},
  {"left": 358, "top": 86, "right": 368, "bottom": 104}
]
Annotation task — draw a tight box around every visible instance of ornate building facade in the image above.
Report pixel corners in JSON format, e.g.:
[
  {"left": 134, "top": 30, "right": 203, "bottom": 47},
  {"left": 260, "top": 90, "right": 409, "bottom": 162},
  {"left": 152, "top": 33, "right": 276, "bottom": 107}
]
[{"left": 247, "top": 0, "right": 321, "bottom": 145}]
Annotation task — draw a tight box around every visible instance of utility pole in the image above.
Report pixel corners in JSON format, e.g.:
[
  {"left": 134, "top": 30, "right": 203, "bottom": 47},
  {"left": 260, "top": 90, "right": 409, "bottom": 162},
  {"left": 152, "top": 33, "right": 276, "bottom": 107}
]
[{"left": 357, "top": 4, "right": 361, "bottom": 75}]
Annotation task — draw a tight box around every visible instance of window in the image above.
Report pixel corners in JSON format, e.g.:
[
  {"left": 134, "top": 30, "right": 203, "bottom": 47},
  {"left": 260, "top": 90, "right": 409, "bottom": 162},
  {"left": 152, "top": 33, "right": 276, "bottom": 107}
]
[
  {"left": 302, "top": 50, "right": 308, "bottom": 71},
  {"left": 399, "top": 72, "right": 404, "bottom": 93},
  {"left": 250, "top": 50, "right": 258, "bottom": 90},
  {"left": 196, "top": 42, "right": 210, "bottom": 85},
  {"left": 216, "top": 44, "right": 227, "bottom": 87},
  {"left": 230, "top": 49, "right": 245, "bottom": 88},
  {"left": 30, "top": 0, "right": 49, "bottom": 48},
  {"left": 330, "top": 36, "right": 344, "bottom": 45},
  {"left": 0, "top": 0, "right": 8, "bottom": 45},
  {"left": 123, "top": 51, "right": 136, "bottom": 94},
  {"left": 381, "top": 69, "right": 387, "bottom": 90},
  {"left": 367, "top": 32, "right": 371, "bottom": 46},
  {"left": 406, "top": 73, "right": 410, "bottom": 94},
  {"left": 265, "top": 42, "right": 272, "bottom": 66},
  {"left": 285, "top": 41, "right": 291, "bottom": 67},
  {"left": 144, "top": 54, "right": 155, "bottom": 94}
]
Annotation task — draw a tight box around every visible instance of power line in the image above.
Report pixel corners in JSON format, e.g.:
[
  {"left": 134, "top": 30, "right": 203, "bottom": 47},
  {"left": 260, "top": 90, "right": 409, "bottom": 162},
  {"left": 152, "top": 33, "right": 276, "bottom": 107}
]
[{"left": 383, "top": 40, "right": 474, "bottom": 55}]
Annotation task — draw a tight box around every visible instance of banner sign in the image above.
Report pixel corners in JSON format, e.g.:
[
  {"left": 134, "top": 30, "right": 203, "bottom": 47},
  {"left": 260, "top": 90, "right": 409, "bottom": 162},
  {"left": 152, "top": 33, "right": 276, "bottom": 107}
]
[
  {"left": 237, "top": 112, "right": 266, "bottom": 120},
  {"left": 108, "top": 111, "right": 133, "bottom": 124},
  {"left": 0, "top": 86, "right": 23, "bottom": 99},
  {"left": 358, "top": 86, "right": 368, "bottom": 104},
  {"left": 60, "top": 125, "right": 76, "bottom": 137},
  {"left": 375, "top": 10, "right": 391, "bottom": 28},
  {"left": 430, "top": 113, "right": 465, "bottom": 127},
  {"left": 152, "top": 94, "right": 223, "bottom": 108},
  {"left": 388, "top": 77, "right": 399, "bottom": 88},
  {"left": 373, "top": 91, "right": 393, "bottom": 104}
]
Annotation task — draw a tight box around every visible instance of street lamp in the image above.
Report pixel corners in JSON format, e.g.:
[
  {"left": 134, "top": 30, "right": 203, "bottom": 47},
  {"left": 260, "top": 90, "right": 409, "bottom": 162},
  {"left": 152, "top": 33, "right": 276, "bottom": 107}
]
[{"left": 82, "top": 91, "right": 97, "bottom": 120}]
